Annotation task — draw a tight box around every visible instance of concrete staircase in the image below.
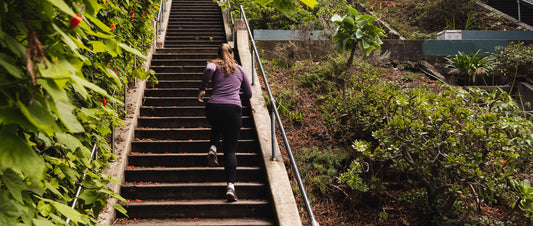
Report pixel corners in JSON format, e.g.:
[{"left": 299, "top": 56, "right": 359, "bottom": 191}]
[{"left": 114, "top": 0, "right": 276, "bottom": 225}]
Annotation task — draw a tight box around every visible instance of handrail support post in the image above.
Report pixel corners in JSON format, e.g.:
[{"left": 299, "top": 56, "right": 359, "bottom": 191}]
[{"left": 271, "top": 107, "right": 276, "bottom": 161}]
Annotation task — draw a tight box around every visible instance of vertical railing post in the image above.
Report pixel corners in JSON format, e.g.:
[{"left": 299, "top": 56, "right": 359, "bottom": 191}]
[
  {"left": 271, "top": 106, "right": 276, "bottom": 161},
  {"left": 517, "top": 0, "right": 522, "bottom": 22},
  {"left": 251, "top": 49, "right": 255, "bottom": 85}
]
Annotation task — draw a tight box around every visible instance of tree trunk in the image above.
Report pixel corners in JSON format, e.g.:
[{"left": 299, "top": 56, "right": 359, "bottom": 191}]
[{"left": 343, "top": 45, "right": 357, "bottom": 100}]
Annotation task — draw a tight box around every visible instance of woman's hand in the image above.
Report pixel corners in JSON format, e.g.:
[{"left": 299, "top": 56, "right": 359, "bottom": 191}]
[{"left": 198, "top": 90, "right": 206, "bottom": 102}]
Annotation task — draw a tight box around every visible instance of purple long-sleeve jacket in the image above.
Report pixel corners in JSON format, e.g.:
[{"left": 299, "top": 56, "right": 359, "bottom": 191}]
[{"left": 199, "top": 62, "right": 252, "bottom": 108}]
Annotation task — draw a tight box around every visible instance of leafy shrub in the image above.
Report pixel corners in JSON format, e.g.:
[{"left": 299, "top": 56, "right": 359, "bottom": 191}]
[
  {"left": 493, "top": 42, "right": 533, "bottom": 79},
  {"left": 0, "top": 0, "right": 159, "bottom": 225},
  {"left": 330, "top": 73, "right": 533, "bottom": 222},
  {"left": 297, "top": 147, "right": 352, "bottom": 196}
]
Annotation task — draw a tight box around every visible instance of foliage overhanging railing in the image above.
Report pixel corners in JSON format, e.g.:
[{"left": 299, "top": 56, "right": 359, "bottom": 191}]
[
  {"left": 65, "top": 144, "right": 98, "bottom": 225},
  {"left": 237, "top": 5, "right": 320, "bottom": 226},
  {"left": 65, "top": 1, "right": 168, "bottom": 224}
]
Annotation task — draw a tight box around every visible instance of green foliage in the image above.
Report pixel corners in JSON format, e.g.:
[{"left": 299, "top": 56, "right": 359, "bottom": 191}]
[
  {"left": 417, "top": 0, "right": 478, "bottom": 32},
  {"left": 493, "top": 42, "right": 533, "bottom": 77},
  {"left": 331, "top": 6, "right": 385, "bottom": 57},
  {"left": 0, "top": 0, "right": 159, "bottom": 224},
  {"left": 326, "top": 68, "right": 533, "bottom": 221},
  {"left": 231, "top": 0, "right": 345, "bottom": 30},
  {"left": 297, "top": 147, "right": 352, "bottom": 196},
  {"left": 511, "top": 179, "right": 533, "bottom": 221},
  {"left": 445, "top": 50, "right": 494, "bottom": 85}
]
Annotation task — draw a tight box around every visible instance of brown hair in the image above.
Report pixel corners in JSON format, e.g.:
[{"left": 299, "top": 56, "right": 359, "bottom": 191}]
[{"left": 209, "top": 43, "right": 236, "bottom": 77}]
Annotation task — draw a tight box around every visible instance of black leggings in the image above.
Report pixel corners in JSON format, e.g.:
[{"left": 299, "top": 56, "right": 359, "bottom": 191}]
[{"left": 206, "top": 103, "right": 242, "bottom": 184}]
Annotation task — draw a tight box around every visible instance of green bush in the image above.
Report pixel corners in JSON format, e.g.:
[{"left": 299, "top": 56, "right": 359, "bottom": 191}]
[
  {"left": 297, "top": 146, "right": 352, "bottom": 196},
  {"left": 0, "top": 0, "right": 158, "bottom": 225},
  {"left": 329, "top": 73, "right": 533, "bottom": 222},
  {"left": 493, "top": 42, "right": 533, "bottom": 79}
]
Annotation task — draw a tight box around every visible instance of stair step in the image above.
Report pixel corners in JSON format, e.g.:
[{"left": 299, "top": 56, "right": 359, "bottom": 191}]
[
  {"left": 137, "top": 115, "right": 253, "bottom": 127},
  {"left": 139, "top": 106, "right": 252, "bottom": 116},
  {"left": 124, "top": 166, "right": 265, "bottom": 183},
  {"left": 163, "top": 40, "right": 224, "bottom": 46},
  {"left": 127, "top": 153, "right": 261, "bottom": 167},
  {"left": 151, "top": 65, "right": 206, "bottom": 73},
  {"left": 143, "top": 88, "right": 207, "bottom": 97},
  {"left": 149, "top": 80, "right": 202, "bottom": 88},
  {"left": 131, "top": 139, "right": 259, "bottom": 153},
  {"left": 156, "top": 47, "right": 218, "bottom": 54},
  {"left": 165, "top": 36, "right": 225, "bottom": 41},
  {"left": 121, "top": 182, "right": 267, "bottom": 200},
  {"left": 114, "top": 218, "right": 274, "bottom": 226},
  {"left": 134, "top": 127, "right": 256, "bottom": 140},
  {"left": 152, "top": 53, "right": 217, "bottom": 60},
  {"left": 118, "top": 199, "right": 272, "bottom": 219},
  {"left": 151, "top": 59, "right": 210, "bottom": 66},
  {"left": 154, "top": 72, "right": 203, "bottom": 80}
]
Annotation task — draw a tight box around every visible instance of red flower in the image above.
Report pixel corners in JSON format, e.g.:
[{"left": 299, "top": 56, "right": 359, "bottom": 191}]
[
  {"left": 115, "top": 71, "right": 119, "bottom": 75},
  {"left": 103, "top": 97, "right": 107, "bottom": 106},
  {"left": 105, "top": 2, "right": 108, "bottom": 5},
  {"left": 144, "top": 11, "right": 147, "bottom": 15},
  {"left": 130, "top": 10, "right": 134, "bottom": 15},
  {"left": 69, "top": 14, "right": 82, "bottom": 28},
  {"left": 130, "top": 16, "right": 134, "bottom": 21},
  {"left": 110, "top": 24, "right": 115, "bottom": 30}
]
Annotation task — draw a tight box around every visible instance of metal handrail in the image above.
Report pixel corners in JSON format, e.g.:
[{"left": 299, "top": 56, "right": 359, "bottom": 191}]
[
  {"left": 66, "top": 143, "right": 98, "bottom": 225},
  {"left": 238, "top": 5, "right": 319, "bottom": 226},
  {"left": 155, "top": 0, "right": 166, "bottom": 44}
]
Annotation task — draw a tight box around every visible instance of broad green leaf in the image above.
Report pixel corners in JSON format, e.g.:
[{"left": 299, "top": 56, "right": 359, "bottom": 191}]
[
  {"left": 37, "top": 60, "right": 74, "bottom": 79},
  {"left": 89, "top": 41, "right": 107, "bottom": 53},
  {"left": 37, "top": 201, "right": 53, "bottom": 217},
  {"left": 70, "top": 82, "right": 89, "bottom": 99},
  {"left": 1, "top": 34, "right": 26, "bottom": 58},
  {"left": 84, "top": 0, "right": 102, "bottom": 16},
  {"left": 70, "top": 75, "right": 108, "bottom": 98},
  {"left": 0, "top": 106, "right": 36, "bottom": 130},
  {"left": 85, "top": 14, "right": 112, "bottom": 33},
  {"left": 43, "top": 181, "right": 64, "bottom": 199},
  {"left": 55, "top": 133, "right": 83, "bottom": 151},
  {"left": 17, "top": 98, "right": 57, "bottom": 134},
  {"left": 300, "top": 0, "right": 318, "bottom": 8},
  {"left": 78, "top": 190, "right": 98, "bottom": 205},
  {"left": 44, "top": 198, "right": 86, "bottom": 224},
  {"left": 41, "top": 78, "right": 68, "bottom": 102},
  {"left": 33, "top": 218, "right": 55, "bottom": 226},
  {"left": 118, "top": 43, "right": 147, "bottom": 60},
  {"left": 0, "top": 53, "right": 24, "bottom": 79},
  {"left": 56, "top": 100, "right": 85, "bottom": 133},
  {"left": 256, "top": 0, "right": 273, "bottom": 7},
  {"left": 0, "top": 190, "right": 24, "bottom": 223},
  {"left": 273, "top": 0, "right": 297, "bottom": 17},
  {"left": 1, "top": 168, "right": 26, "bottom": 203},
  {"left": 59, "top": 165, "right": 78, "bottom": 182},
  {"left": 46, "top": 0, "right": 76, "bottom": 17},
  {"left": 70, "top": 36, "right": 90, "bottom": 50},
  {"left": 113, "top": 204, "right": 128, "bottom": 217},
  {"left": 0, "top": 129, "right": 45, "bottom": 181},
  {"left": 52, "top": 24, "right": 79, "bottom": 53}
]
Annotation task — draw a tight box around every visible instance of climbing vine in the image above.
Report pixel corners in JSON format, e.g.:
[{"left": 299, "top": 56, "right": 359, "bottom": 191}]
[{"left": 0, "top": 0, "right": 158, "bottom": 225}]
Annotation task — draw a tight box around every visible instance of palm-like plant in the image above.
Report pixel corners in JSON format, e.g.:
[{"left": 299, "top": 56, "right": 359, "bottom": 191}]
[{"left": 445, "top": 50, "right": 494, "bottom": 85}]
